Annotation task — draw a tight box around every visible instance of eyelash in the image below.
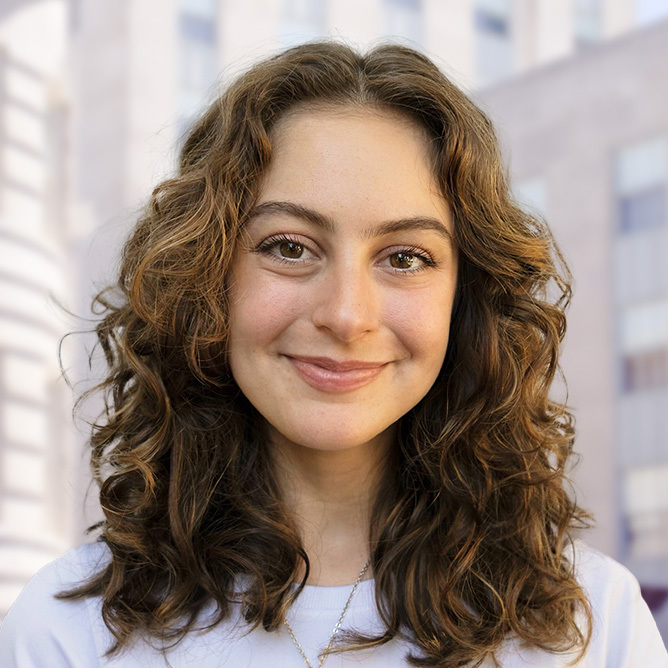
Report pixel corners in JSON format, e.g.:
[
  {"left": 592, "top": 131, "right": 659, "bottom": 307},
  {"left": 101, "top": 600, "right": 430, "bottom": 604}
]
[{"left": 253, "top": 233, "right": 438, "bottom": 275}]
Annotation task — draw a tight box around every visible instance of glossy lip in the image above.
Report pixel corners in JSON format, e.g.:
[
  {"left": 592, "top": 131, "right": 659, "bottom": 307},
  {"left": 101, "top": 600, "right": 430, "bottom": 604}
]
[
  {"left": 285, "top": 355, "right": 389, "bottom": 393},
  {"left": 287, "top": 355, "right": 387, "bottom": 372}
]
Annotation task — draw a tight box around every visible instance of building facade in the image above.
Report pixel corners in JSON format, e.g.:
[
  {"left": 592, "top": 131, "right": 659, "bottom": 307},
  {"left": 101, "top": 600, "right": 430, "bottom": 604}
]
[
  {"left": 0, "top": 12, "right": 75, "bottom": 617},
  {"left": 477, "top": 17, "right": 668, "bottom": 638},
  {"left": 1, "top": 0, "right": 667, "bottom": 642}
]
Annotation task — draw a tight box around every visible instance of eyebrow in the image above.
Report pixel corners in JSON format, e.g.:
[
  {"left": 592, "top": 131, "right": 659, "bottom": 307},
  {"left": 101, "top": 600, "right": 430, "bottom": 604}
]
[{"left": 245, "top": 200, "right": 454, "bottom": 247}]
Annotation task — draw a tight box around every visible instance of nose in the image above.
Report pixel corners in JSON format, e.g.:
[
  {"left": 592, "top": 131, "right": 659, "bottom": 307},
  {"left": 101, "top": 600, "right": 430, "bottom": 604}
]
[{"left": 310, "top": 261, "right": 381, "bottom": 342}]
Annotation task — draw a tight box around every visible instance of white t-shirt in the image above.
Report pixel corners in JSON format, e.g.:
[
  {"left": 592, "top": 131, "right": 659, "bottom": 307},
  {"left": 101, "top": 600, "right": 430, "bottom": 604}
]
[{"left": 0, "top": 539, "right": 666, "bottom": 667}]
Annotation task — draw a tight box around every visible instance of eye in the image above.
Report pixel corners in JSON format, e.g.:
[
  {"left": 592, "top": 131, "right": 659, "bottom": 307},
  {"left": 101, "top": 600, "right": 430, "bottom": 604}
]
[
  {"left": 277, "top": 240, "right": 304, "bottom": 259},
  {"left": 385, "top": 247, "right": 437, "bottom": 274},
  {"left": 253, "top": 235, "right": 438, "bottom": 275},
  {"left": 254, "top": 234, "right": 315, "bottom": 264}
]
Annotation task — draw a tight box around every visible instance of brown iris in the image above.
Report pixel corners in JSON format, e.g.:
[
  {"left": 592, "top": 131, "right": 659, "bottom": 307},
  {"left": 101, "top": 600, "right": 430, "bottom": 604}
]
[
  {"left": 279, "top": 241, "right": 304, "bottom": 259},
  {"left": 390, "top": 252, "right": 417, "bottom": 269}
]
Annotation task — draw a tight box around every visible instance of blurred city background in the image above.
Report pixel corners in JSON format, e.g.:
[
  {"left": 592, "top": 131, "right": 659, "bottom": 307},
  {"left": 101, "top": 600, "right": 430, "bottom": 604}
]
[{"left": 0, "top": 0, "right": 667, "bottom": 644}]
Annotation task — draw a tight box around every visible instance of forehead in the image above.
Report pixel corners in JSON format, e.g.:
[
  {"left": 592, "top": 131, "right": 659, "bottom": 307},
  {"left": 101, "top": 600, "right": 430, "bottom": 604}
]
[
  {"left": 244, "top": 106, "right": 454, "bottom": 246},
  {"left": 271, "top": 102, "right": 432, "bottom": 138},
  {"left": 268, "top": 103, "right": 436, "bottom": 167},
  {"left": 257, "top": 106, "right": 445, "bottom": 211}
]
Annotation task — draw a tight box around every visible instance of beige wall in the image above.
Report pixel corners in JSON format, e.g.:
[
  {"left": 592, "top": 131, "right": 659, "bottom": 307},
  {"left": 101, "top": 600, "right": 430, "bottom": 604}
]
[{"left": 477, "top": 19, "right": 668, "bottom": 564}]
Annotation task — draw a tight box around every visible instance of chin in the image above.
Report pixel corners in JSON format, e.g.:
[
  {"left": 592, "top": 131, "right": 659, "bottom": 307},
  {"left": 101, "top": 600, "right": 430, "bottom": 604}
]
[{"left": 266, "top": 419, "right": 397, "bottom": 452}]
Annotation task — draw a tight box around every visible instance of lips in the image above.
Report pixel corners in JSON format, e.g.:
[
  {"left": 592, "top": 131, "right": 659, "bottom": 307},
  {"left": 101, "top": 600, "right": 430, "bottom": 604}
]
[
  {"left": 285, "top": 355, "right": 388, "bottom": 393},
  {"left": 287, "top": 355, "right": 387, "bottom": 372}
]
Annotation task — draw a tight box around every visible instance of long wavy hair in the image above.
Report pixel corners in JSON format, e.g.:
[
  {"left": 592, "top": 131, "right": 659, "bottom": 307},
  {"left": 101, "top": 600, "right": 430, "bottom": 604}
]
[{"left": 58, "top": 40, "right": 593, "bottom": 667}]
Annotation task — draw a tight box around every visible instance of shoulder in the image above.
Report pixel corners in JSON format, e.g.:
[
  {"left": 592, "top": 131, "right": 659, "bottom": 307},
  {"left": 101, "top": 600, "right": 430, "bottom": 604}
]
[
  {"left": 569, "top": 538, "right": 638, "bottom": 599},
  {"left": 0, "top": 541, "right": 111, "bottom": 668},
  {"left": 496, "top": 540, "right": 667, "bottom": 667},
  {"left": 567, "top": 539, "right": 668, "bottom": 667}
]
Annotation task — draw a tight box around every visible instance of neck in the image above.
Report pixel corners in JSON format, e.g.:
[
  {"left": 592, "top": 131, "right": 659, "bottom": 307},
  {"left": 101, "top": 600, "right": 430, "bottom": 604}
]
[{"left": 268, "top": 423, "right": 395, "bottom": 586}]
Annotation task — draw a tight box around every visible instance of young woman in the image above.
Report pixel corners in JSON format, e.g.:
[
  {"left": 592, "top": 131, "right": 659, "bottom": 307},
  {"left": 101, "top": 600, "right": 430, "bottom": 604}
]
[{"left": 1, "top": 40, "right": 666, "bottom": 668}]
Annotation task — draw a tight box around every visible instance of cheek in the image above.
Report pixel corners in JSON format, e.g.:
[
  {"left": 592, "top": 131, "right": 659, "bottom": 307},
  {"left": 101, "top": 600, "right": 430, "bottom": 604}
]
[
  {"left": 228, "top": 271, "right": 305, "bottom": 347},
  {"left": 385, "top": 288, "right": 454, "bottom": 360}
]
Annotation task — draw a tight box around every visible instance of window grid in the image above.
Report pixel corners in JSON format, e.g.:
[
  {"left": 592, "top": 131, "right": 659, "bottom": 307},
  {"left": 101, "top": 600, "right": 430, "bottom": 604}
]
[{"left": 614, "top": 137, "right": 668, "bottom": 561}]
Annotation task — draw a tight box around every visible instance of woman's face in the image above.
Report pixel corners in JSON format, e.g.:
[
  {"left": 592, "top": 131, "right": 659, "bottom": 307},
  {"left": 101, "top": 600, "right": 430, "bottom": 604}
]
[{"left": 227, "top": 106, "right": 458, "bottom": 453}]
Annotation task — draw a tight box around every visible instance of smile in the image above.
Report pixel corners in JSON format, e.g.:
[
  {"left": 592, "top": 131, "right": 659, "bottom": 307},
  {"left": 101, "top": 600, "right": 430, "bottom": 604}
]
[{"left": 285, "top": 356, "right": 388, "bottom": 393}]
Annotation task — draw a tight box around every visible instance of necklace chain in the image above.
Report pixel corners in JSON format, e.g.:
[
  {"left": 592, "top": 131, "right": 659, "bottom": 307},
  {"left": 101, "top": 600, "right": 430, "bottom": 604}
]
[{"left": 283, "top": 559, "right": 371, "bottom": 668}]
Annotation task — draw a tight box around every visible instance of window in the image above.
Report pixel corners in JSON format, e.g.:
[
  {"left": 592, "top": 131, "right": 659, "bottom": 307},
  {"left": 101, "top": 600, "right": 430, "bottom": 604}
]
[
  {"left": 615, "top": 138, "right": 667, "bottom": 235},
  {"left": 620, "top": 187, "right": 666, "bottom": 234},
  {"left": 614, "top": 138, "right": 668, "bottom": 566},
  {"left": 623, "top": 465, "right": 668, "bottom": 559},
  {"left": 180, "top": 13, "right": 216, "bottom": 45},
  {"left": 283, "top": 0, "right": 324, "bottom": 24},
  {"left": 178, "top": 0, "right": 218, "bottom": 136},
  {"left": 475, "top": 0, "right": 513, "bottom": 87},
  {"left": 383, "top": 0, "right": 422, "bottom": 47},
  {"left": 2, "top": 448, "right": 47, "bottom": 496},
  {"left": 619, "top": 300, "right": 668, "bottom": 394},
  {"left": 1, "top": 401, "right": 48, "bottom": 450},
  {"left": 574, "top": 0, "right": 601, "bottom": 48},
  {"left": 1, "top": 353, "right": 48, "bottom": 404},
  {"left": 280, "top": 0, "right": 325, "bottom": 47},
  {"left": 622, "top": 348, "right": 668, "bottom": 393},
  {"left": 475, "top": 8, "right": 507, "bottom": 36},
  {"left": 613, "top": 138, "right": 668, "bottom": 302}
]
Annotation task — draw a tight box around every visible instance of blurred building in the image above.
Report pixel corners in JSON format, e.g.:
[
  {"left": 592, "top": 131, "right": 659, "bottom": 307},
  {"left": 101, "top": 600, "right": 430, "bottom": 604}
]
[
  {"left": 1, "top": 0, "right": 667, "bottom": 641},
  {"left": 475, "top": 16, "right": 668, "bottom": 638},
  {"left": 0, "top": 7, "right": 75, "bottom": 619}
]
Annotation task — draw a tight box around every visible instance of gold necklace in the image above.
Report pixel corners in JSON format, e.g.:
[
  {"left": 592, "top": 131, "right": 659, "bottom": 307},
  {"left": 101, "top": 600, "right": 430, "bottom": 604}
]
[{"left": 283, "top": 559, "right": 372, "bottom": 668}]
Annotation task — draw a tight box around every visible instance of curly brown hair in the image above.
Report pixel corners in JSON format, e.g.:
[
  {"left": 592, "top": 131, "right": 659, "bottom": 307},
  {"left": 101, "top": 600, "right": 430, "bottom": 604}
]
[{"left": 58, "top": 39, "right": 593, "bottom": 667}]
